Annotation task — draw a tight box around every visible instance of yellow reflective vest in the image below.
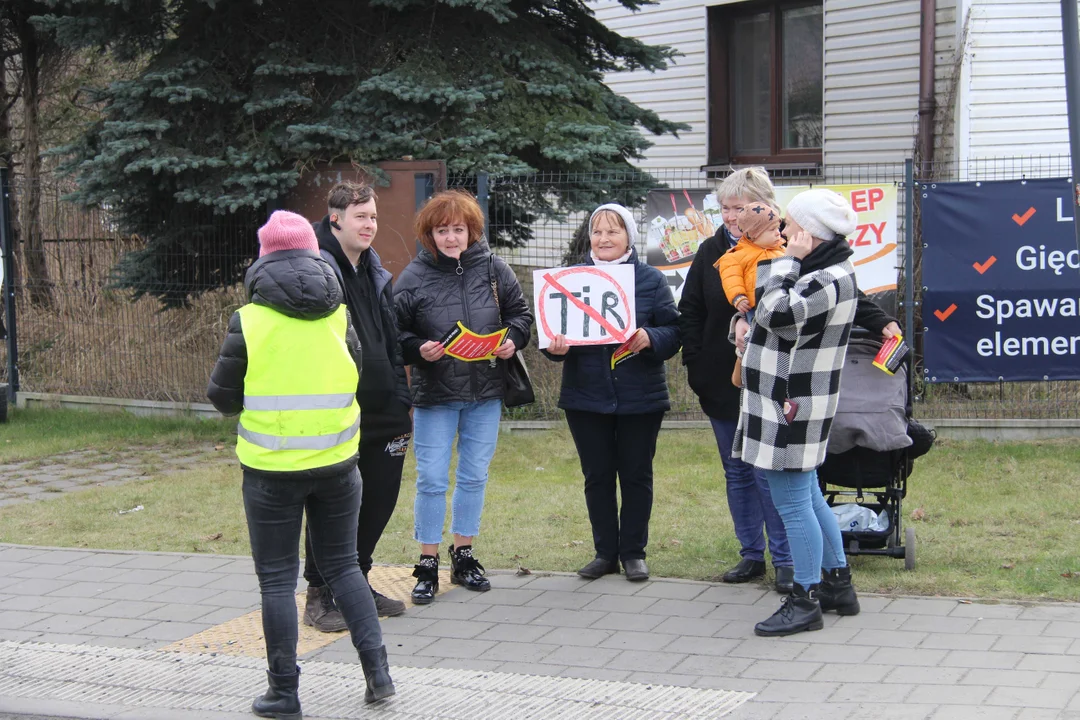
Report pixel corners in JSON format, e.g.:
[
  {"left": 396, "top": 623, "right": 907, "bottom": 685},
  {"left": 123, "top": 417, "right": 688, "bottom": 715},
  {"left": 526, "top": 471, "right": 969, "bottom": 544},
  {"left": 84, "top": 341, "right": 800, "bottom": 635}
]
[{"left": 235, "top": 303, "right": 360, "bottom": 472}]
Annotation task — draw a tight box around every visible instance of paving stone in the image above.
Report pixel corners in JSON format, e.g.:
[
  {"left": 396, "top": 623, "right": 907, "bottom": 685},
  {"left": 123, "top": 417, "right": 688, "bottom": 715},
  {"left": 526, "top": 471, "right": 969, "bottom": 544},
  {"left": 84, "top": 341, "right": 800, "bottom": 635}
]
[
  {"left": 107, "top": 569, "right": 179, "bottom": 585},
  {"left": 754, "top": 680, "right": 841, "bottom": 704},
  {"left": 535, "top": 626, "right": 611, "bottom": 647},
  {"left": 476, "top": 640, "right": 553, "bottom": 664},
  {"left": 592, "top": 648, "right": 687, "bottom": 675},
  {"left": 11, "top": 564, "right": 80, "bottom": 580},
  {"left": 796, "top": 642, "right": 876, "bottom": 664},
  {"left": 4, "top": 578, "right": 74, "bottom": 596},
  {"left": 597, "top": 630, "right": 677, "bottom": 652},
  {"left": 882, "top": 598, "right": 959, "bottom": 616},
  {"left": 28, "top": 550, "right": 91, "bottom": 565},
  {"left": 666, "top": 636, "right": 739, "bottom": 657},
  {"left": 21, "top": 613, "right": 101, "bottom": 633},
  {"left": 669, "top": 653, "right": 754, "bottom": 677},
  {"left": 961, "top": 668, "right": 1047, "bottom": 688},
  {"left": 928, "top": 708, "right": 1020, "bottom": 720},
  {"left": 851, "top": 702, "right": 938, "bottom": 719},
  {"left": 944, "top": 650, "right": 1025, "bottom": 669},
  {"left": 432, "top": 657, "right": 504, "bottom": 672},
  {"left": 0, "top": 611, "right": 51, "bottom": 629},
  {"left": 390, "top": 655, "right": 438, "bottom": 668},
  {"left": 901, "top": 614, "right": 977, "bottom": 633},
  {"left": 579, "top": 594, "right": 658, "bottom": 614},
  {"left": 84, "top": 635, "right": 158, "bottom": 649},
  {"left": 166, "top": 556, "right": 236, "bottom": 572},
  {"left": 575, "top": 576, "right": 644, "bottom": 596},
  {"left": 88, "top": 600, "right": 168, "bottom": 618},
  {"left": 96, "top": 583, "right": 173, "bottom": 602},
  {"left": 1046, "top": 621, "right": 1080, "bottom": 638},
  {"left": 0, "top": 595, "right": 42, "bottom": 611},
  {"left": 950, "top": 603, "right": 1024, "bottom": 619},
  {"left": 470, "top": 604, "right": 549, "bottom": 625},
  {"left": 919, "top": 631, "right": 998, "bottom": 651},
  {"left": 522, "top": 589, "right": 597, "bottom": 610},
  {"left": 638, "top": 598, "right": 716, "bottom": 619},
  {"left": 152, "top": 571, "right": 223, "bottom": 588},
  {"left": 827, "top": 611, "right": 910, "bottom": 630},
  {"left": 148, "top": 586, "right": 228, "bottom": 605},
  {"left": 46, "top": 581, "right": 124, "bottom": 598},
  {"left": 831, "top": 681, "right": 913, "bottom": 703},
  {"left": 1015, "top": 710, "right": 1067, "bottom": 720},
  {"left": 374, "top": 616, "right": 436, "bottom": 634},
  {"left": 708, "top": 700, "right": 782, "bottom": 719},
  {"left": 1041, "top": 671, "right": 1080, "bottom": 689},
  {"left": 847, "top": 628, "right": 927, "bottom": 648},
  {"left": 632, "top": 582, "right": 708, "bottom": 601},
  {"left": 138, "top": 604, "right": 219, "bottom": 623},
  {"left": 648, "top": 616, "right": 728, "bottom": 637},
  {"left": 986, "top": 686, "right": 1075, "bottom": 709},
  {"left": 775, "top": 625, "right": 860, "bottom": 646},
  {"left": 81, "top": 617, "right": 160, "bottom": 637},
  {"left": 414, "top": 619, "right": 494, "bottom": 640},
  {"left": 0, "top": 548, "right": 45, "bottom": 562},
  {"left": 626, "top": 671, "right": 700, "bottom": 687},
  {"left": 199, "top": 574, "right": 261, "bottom": 593},
  {"left": 774, "top": 703, "right": 860, "bottom": 720},
  {"left": 516, "top": 575, "right": 595, "bottom": 593},
  {"left": 32, "top": 632, "right": 98, "bottom": 645},
  {"left": 407, "top": 601, "right": 489, "bottom": 621},
  {"left": 130, "top": 621, "right": 212, "bottom": 641},
  {"left": 37, "top": 597, "right": 114, "bottom": 615},
  {"left": 556, "top": 666, "right": 631, "bottom": 682},
  {"left": 812, "top": 662, "right": 893, "bottom": 684},
  {"left": 0, "top": 628, "right": 41, "bottom": 642},
  {"left": 728, "top": 637, "right": 808, "bottom": 661},
  {"left": 1018, "top": 654, "right": 1080, "bottom": 673},
  {"left": 694, "top": 585, "right": 769, "bottom": 605},
  {"left": 461, "top": 587, "right": 541, "bottom": 606},
  {"left": 867, "top": 647, "right": 949, "bottom": 667},
  {"left": 704, "top": 603, "right": 773, "bottom": 622},
  {"left": 195, "top": 590, "right": 259, "bottom": 608},
  {"left": 588, "top": 610, "right": 666, "bottom": 632},
  {"left": 992, "top": 635, "right": 1073, "bottom": 654},
  {"left": 741, "top": 659, "right": 823, "bottom": 681},
  {"left": 372, "top": 633, "right": 438, "bottom": 657},
  {"left": 1020, "top": 606, "right": 1080, "bottom": 622},
  {"left": 473, "top": 622, "right": 552, "bottom": 643},
  {"left": 908, "top": 684, "right": 994, "bottom": 705},
  {"left": 969, "top": 619, "right": 1049, "bottom": 636},
  {"left": 417, "top": 638, "right": 496, "bottom": 659},
  {"left": 113, "top": 555, "right": 184, "bottom": 570},
  {"left": 496, "top": 661, "right": 566, "bottom": 676},
  {"left": 536, "top": 644, "right": 620, "bottom": 668}
]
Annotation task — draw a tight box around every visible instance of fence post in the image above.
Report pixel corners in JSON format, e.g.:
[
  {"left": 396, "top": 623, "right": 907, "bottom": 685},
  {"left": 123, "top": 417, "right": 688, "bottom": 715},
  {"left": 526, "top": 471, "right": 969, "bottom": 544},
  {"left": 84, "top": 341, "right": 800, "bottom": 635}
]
[
  {"left": 0, "top": 167, "right": 18, "bottom": 406},
  {"left": 904, "top": 157, "right": 916, "bottom": 396},
  {"left": 477, "top": 172, "right": 490, "bottom": 240}
]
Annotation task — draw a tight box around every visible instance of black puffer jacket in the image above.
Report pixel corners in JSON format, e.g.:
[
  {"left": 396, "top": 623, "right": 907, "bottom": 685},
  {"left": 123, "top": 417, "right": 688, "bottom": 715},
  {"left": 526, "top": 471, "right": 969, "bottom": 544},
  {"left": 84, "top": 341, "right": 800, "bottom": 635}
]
[
  {"left": 207, "top": 250, "right": 362, "bottom": 477},
  {"left": 394, "top": 240, "right": 533, "bottom": 408}
]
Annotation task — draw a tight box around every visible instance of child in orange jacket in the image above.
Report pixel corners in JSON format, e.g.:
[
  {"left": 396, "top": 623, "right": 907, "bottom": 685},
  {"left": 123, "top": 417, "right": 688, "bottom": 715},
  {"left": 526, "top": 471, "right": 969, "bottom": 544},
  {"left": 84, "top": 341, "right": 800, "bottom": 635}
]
[{"left": 718, "top": 202, "right": 785, "bottom": 318}]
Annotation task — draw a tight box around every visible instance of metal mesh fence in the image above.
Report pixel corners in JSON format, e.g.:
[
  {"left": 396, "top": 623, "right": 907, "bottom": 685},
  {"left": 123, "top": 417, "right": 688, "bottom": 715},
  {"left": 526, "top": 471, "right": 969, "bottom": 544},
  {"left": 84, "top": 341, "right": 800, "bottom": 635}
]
[{"left": 1, "top": 157, "right": 1078, "bottom": 420}]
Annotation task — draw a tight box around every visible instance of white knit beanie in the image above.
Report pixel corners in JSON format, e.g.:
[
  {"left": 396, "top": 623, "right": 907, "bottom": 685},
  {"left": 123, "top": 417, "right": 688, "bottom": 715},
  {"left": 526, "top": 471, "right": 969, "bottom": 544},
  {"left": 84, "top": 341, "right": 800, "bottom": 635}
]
[
  {"left": 589, "top": 203, "right": 640, "bottom": 247},
  {"left": 784, "top": 189, "right": 858, "bottom": 241}
]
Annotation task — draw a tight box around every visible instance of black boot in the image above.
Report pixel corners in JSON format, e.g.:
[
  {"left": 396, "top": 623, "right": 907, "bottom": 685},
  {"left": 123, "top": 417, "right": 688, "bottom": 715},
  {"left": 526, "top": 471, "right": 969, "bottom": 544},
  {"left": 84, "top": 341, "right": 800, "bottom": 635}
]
[
  {"left": 358, "top": 645, "right": 396, "bottom": 704},
  {"left": 411, "top": 554, "right": 439, "bottom": 604},
  {"left": 722, "top": 558, "right": 766, "bottom": 583},
  {"left": 450, "top": 545, "right": 490, "bottom": 592},
  {"left": 818, "top": 567, "right": 860, "bottom": 615},
  {"left": 251, "top": 667, "right": 302, "bottom": 719},
  {"left": 754, "top": 582, "right": 824, "bottom": 637},
  {"left": 302, "top": 585, "right": 347, "bottom": 633}
]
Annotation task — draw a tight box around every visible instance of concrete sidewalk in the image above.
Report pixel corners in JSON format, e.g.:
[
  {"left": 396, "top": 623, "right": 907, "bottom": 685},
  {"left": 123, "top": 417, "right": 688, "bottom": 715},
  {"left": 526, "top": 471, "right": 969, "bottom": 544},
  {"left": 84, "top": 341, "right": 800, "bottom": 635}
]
[{"left": 0, "top": 543, "right": 1078, "bottom": 719}]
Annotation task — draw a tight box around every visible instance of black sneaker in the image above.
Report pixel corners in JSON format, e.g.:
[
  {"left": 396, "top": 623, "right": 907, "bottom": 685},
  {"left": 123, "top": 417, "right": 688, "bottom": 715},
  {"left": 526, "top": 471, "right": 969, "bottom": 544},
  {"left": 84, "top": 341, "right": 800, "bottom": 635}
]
[{"left": 303, "top": 585, "right": 347, "bottom": 633}]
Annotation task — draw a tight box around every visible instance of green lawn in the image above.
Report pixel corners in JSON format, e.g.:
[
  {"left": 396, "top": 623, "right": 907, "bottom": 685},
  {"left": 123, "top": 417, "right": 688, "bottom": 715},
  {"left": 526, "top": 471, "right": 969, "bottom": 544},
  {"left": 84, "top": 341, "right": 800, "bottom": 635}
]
[{"left": 1, "top": 408, "right": 1079, "bottom": 601}]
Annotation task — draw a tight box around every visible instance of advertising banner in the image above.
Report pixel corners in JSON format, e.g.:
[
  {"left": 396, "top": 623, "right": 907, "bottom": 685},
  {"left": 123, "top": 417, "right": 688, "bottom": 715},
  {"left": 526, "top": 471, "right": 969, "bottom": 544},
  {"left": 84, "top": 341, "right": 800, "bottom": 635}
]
[
  {"left": 921, "top": 178, "right": 1080, "bottom": 382},
  {"left": 645, "top": 184, "right": 898, "bottom": 306}
]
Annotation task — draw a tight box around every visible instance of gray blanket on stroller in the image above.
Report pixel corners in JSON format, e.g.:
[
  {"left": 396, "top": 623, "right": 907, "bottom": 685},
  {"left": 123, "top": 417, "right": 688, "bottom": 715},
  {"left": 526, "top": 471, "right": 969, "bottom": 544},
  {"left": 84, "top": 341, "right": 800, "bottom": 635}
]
[{"left": 827, "top": 338, "right": 913, "bottom": 454}]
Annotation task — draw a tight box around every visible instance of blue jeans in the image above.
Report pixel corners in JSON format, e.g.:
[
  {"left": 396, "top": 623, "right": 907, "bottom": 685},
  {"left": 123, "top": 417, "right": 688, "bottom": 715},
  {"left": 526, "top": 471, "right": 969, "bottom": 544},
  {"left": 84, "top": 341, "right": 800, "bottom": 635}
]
[
  {"left": 764, "top": 469, "right": 847, "bottom": 589},
  {"left": 709, "top": 418, "right": 791, "bottom": 567},
  {"left": 413, "top": 399, "right": 502, "bottom": 544},
  {"left": 242, "top": 468, "right": 382, "bottom": 675}
]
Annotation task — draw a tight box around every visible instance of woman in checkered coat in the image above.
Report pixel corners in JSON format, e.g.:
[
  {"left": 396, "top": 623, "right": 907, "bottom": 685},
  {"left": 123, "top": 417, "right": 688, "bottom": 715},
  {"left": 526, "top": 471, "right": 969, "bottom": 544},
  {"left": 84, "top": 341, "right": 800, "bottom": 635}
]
[{"left": 734, "top": 189, "right": 863, "bottom": 637}]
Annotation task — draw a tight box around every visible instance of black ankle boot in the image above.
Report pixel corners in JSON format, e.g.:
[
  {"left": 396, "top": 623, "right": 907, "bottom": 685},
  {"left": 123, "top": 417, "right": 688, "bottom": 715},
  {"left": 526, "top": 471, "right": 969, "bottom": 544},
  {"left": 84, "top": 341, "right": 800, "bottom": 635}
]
[
  {"left": 251, "top": 666, "right": 302, "bottom": 719},
  {"left": 450, "top": 545, "right": 490, "bottom": 592},
  {"left": 818, "top": 567, "right": 860, "bottom": 615},
  {"left": 411, "top": 554, "right": 439, "bottom": 604},
  {"left": 754, "top": 582, "right": 824, "bottom": 637},
  {"left": 358, "top": 645, "right": 396, "bottom": 704}
]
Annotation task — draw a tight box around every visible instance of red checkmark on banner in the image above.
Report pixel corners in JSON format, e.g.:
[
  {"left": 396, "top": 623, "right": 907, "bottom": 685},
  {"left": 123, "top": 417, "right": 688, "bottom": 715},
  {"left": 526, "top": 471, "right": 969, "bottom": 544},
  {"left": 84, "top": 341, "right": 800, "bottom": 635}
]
[
  {"left": 934, "top": 304, "right": 957, "bottom": 322},
  {"left": 973, "top": 256, "right": 997, "bottom": 274},
  {"left": 1012, "top": 207, "right": 1036, "bottom": 226}
]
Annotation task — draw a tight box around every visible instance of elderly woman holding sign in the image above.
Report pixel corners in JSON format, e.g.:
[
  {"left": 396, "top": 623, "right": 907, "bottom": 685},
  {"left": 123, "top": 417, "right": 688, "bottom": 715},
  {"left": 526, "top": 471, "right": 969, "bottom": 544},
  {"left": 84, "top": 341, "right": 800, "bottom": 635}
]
[
  {"left": 395, "top": 190, "right": 533, "bottom": 604},
  {"left": 543, "top": 203, "right": 681, "bottom": 581}
]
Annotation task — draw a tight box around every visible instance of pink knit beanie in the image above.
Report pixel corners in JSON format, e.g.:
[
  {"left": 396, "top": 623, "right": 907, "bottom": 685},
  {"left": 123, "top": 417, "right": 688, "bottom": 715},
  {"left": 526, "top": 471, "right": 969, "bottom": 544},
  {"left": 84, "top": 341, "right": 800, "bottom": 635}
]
[{"left": 258, "top": 210, "right": 319, "bottom": 257}]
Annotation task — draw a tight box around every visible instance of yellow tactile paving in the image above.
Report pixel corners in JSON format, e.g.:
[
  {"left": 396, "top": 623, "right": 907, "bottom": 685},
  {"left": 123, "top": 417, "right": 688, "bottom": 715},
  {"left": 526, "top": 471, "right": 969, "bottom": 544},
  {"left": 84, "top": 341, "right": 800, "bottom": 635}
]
[{"left": 162, "top": 565, "right": 452, "bottom": 658}]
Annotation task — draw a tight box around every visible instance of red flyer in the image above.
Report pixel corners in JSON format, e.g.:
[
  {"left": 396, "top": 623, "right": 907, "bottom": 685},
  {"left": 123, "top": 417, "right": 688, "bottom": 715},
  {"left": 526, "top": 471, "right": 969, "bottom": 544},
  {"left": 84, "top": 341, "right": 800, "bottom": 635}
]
[{"left": 439, "top": 322, "right": 508, "bottom": 362}]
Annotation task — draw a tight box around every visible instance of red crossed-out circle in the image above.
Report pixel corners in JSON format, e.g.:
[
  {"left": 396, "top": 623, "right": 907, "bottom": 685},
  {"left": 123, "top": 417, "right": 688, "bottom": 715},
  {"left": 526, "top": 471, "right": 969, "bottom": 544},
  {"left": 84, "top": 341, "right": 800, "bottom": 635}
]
[{"left": 538, "top": 267, "right": 632, "bottom": 346}]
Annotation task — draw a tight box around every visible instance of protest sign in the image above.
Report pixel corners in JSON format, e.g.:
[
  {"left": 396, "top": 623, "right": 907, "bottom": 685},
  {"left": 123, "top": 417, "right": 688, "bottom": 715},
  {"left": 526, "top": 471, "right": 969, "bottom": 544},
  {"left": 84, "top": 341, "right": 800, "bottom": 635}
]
[
  {"left": 921, "top": 178, "right": 1080, "bottom": 382},
  {"left": 532, "top": 265, "right": 636, "bottom": 350},
  {"left": 439, "top": 322, "right": 508, "bottom": 361},
  {"left": 644, "top": 183, "right": 899, "bottom": 307}
]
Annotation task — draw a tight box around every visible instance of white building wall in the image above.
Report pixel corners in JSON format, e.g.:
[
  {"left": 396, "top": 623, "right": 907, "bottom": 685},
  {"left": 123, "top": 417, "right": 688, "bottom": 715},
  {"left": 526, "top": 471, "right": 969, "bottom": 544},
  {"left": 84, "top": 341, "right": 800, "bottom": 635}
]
[{"left": 962, "top": 1, "right": 1069, "bottom": 162}]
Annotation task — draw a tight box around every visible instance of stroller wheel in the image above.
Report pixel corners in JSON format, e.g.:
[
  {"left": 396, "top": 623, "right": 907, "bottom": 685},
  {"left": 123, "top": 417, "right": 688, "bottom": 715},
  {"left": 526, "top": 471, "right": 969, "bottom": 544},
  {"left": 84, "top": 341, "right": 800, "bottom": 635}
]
[{"left": 904, "top": 527, "right": 916, "bottom": 570}]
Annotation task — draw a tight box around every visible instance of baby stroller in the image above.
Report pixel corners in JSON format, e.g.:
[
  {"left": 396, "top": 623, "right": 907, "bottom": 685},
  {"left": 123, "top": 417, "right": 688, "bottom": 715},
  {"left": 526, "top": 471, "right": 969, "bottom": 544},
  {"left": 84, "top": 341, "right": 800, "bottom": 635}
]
[{"left": 817, "top": 331, "right": 935, "bottom": 570}]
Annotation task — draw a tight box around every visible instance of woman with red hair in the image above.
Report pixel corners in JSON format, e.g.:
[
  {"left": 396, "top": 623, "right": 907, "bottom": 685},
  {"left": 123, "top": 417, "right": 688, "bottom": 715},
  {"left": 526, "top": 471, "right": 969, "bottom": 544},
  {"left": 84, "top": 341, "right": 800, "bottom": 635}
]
[{"left": 394, "top": 190, "right": 533, "bottom": 604}]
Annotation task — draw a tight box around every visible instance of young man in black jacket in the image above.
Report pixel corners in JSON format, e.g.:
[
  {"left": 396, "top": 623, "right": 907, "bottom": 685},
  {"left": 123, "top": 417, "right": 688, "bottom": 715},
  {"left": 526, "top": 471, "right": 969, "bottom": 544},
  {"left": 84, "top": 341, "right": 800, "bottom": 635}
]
[{"left": 302, "top": 182, "right": 414, "bottom": 628}]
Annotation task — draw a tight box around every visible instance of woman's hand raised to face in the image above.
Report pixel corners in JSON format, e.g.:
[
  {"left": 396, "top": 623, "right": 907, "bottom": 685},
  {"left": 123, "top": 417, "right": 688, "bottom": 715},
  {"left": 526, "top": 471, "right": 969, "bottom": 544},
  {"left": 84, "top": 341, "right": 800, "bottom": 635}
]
[
  {"left": 419, "top": 340, "right": 446, "bottom": 362},
  {"left": 784, "top": 230, "right": 814, "bottom": 260},
  {"left": 547, "top": 334, "right": 570, "bottom": 356}
]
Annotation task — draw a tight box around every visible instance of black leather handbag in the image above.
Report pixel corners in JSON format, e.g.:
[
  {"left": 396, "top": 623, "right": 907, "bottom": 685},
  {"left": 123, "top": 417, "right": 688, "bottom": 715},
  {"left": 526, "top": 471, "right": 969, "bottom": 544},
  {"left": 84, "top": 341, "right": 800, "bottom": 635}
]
[{"left": 489, "top": 256, "right": 535, "bottom": 407}]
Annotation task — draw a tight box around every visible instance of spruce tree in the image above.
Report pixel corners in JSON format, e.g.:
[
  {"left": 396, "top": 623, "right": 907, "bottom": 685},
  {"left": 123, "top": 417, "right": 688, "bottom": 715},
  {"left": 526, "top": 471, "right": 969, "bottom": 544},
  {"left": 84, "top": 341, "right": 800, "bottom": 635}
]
[{"left": 40, "top": 0, "right": 686, "bottom": 305}]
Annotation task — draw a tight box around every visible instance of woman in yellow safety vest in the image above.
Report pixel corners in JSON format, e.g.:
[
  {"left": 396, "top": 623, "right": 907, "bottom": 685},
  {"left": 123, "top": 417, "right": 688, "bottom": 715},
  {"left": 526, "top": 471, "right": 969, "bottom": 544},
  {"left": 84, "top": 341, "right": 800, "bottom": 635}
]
[{"left": 208, "top": 210, "right": 394, "bottom": 718}]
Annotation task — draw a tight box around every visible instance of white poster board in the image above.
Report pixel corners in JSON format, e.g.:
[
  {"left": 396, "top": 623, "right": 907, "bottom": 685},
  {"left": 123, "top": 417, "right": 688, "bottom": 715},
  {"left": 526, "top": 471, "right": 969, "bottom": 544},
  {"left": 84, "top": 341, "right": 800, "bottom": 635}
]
[{"left": 532, "top": 265, "right": 636, "bottom": 350}]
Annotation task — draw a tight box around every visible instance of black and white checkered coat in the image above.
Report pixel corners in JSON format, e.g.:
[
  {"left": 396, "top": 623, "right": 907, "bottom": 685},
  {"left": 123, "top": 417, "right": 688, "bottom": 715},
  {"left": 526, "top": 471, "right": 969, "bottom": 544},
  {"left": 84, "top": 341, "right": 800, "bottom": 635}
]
[{"left": 733, "top": 244, "right": 859, "bottom": 472}]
